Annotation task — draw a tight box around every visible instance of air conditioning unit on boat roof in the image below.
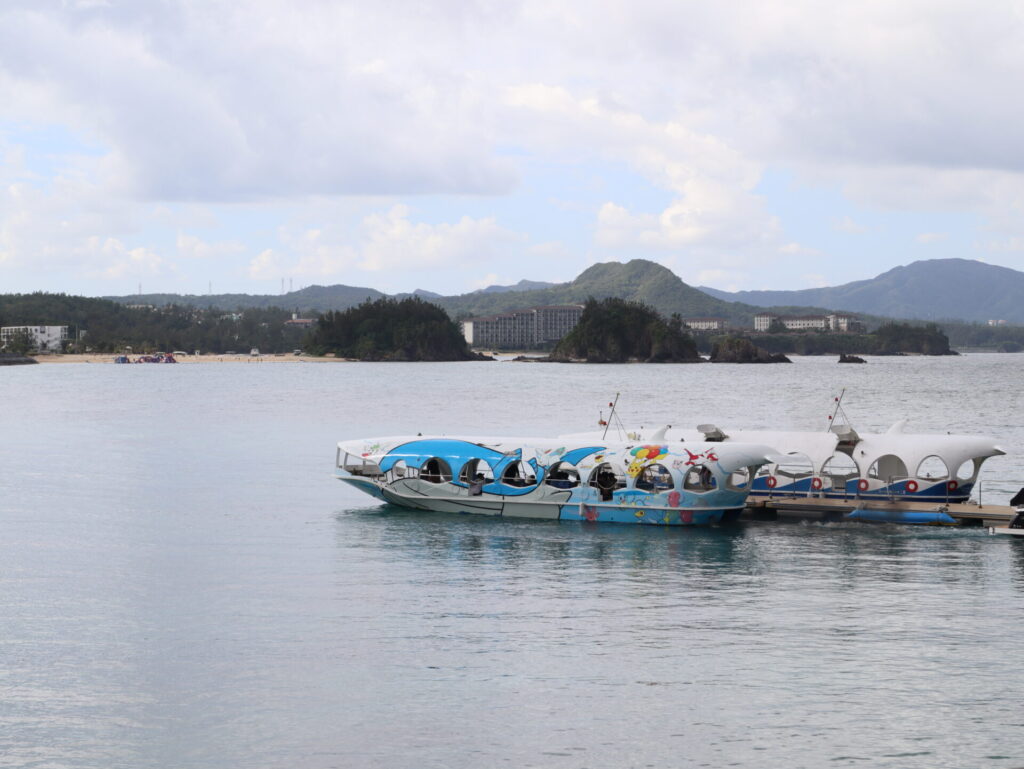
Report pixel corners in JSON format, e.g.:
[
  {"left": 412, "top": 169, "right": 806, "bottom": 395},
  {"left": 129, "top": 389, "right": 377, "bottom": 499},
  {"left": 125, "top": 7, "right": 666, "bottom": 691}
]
[
  {"left": 697, "top": 424, "right": 728, "bottom": 442},
  {"left": 829, "top": 424, "right": 859, "bottom": 444}
]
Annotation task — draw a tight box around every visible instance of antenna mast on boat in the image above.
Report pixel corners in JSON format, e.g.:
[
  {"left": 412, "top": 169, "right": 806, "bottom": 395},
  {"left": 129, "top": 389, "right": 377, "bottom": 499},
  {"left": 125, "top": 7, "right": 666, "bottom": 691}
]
[
  {"left": 602, "top": 393, "right": 621, "bottom": 440},
  {"left": 827, "top": 388, "right": 852, "bottom": 431}
]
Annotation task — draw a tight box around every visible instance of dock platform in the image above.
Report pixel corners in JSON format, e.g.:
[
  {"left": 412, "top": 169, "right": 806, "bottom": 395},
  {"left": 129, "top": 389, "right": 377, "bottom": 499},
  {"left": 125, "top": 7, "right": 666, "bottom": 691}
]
[{"left": 743, "top": 494, "right": 1016, "bottom": 526}]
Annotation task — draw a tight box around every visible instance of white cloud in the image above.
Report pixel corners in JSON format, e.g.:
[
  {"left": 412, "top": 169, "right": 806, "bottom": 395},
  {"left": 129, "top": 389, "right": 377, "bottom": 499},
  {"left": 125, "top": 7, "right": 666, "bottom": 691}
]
[
  {"left": 915, "top": 232, "right": 947, "bottom": 244},
  {"left": 8, "top": 0, "right": 1024, "bottom": 292},
  {"left": 504, "top": 85, "right": 781, "bottom": 264},
  {"left": 0, "top": 2, "right": 517, "bottom": 202},
  {"left": 358, "top": 205, "right": 521, "bottom": 272},
  {"left": 247, "top": 204, "right": 525, "bottom": 285},
  {"left": 247, "top": 248, "right": 280, "bottom": 281},
  {"left": 780, "top": 242, "right": 821, "bottom": 256},
  {"left": 88, "top": 237, "right": 164, "bottom": 280},
  {"left": 175, "top": 232, "right": 243, "bottom": 260},
  {"left": 832, "top": 216, "right": 866, "bottom": 234}
]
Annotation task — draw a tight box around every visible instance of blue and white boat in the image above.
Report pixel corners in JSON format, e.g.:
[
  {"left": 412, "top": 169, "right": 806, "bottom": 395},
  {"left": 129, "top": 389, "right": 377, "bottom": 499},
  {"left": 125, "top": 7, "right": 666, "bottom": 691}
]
[
  {"left": 335, "top": 433, "right": 775, "bottom": 526},
  {"left": 597, "top": 420, "right": 1004, "bottom": 505}
]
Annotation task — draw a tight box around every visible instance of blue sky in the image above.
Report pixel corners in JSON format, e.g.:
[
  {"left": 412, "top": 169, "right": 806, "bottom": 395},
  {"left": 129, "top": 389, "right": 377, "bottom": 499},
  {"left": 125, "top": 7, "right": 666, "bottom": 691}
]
[{"left": 2, "top": 0, "right": 1024, "bottom": 298}]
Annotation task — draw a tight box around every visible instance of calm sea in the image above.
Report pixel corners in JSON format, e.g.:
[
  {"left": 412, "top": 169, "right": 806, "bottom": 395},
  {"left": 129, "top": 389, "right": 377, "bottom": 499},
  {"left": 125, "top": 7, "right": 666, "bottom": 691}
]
[{"left": 3, "top": 355, "right": 1024, "bottom": 768}]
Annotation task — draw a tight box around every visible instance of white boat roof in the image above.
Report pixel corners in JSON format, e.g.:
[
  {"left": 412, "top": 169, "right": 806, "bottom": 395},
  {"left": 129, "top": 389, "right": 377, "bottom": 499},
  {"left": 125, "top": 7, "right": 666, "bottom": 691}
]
[
  {"left": 338, "top": 434, "right": 776, "bottom": 473},
  {"left": 569, "top": 422, "right": 1004, "bottom": 475}
]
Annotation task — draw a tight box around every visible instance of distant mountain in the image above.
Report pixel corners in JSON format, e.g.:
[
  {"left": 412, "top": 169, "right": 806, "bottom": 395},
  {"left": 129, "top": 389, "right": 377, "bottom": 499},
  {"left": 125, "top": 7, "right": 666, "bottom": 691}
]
[
  {"left": 699, "top": 258, "right": 1024, "bottom": 324},
  {"left": 476, "top": 279, "right": 556, "bottom": 294},
  {"left": 105, "top": 260, "right": 838, "bottom": 325},
  {"left": 394, "top": 288, "right": 443, "bottom": 300},
  {"left": 435, "top": 259, "right": 761, "bottom": 322},
  {"left": 105, "top": 283, "right": 386, "bottom": 313}
]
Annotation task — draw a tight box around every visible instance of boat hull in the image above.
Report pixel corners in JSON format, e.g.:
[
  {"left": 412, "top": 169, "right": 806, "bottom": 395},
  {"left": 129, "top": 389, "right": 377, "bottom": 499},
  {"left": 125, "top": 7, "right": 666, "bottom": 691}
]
[{"left": 338, "top": 475, "right": 741, "bottom": 526}]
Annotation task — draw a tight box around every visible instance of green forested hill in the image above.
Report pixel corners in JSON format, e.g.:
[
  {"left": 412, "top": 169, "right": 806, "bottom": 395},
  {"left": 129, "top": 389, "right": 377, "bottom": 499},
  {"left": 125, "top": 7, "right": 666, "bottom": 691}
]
[
  {"left": 102, "top": 259, "right": 841, "bottom": 325},
  {"left": 104, "top": 283, "right": 387, "bottom": 313},
  {"left": 436, "top": 260, "right": 786, "bottom": 323}
]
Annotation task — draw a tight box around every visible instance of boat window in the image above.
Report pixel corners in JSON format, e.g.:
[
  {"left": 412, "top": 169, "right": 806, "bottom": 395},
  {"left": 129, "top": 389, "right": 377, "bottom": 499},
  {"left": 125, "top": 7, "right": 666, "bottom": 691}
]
[
  {"left": 727, "top": 467, "right": 751, "bottom": 490},
  {"left": 544, "top": 461, "right": 580, "bottom": 489},
  {"left": 342, "top": 453, "right": 382, "bottom": 477},
  {"left": 956, "top": 459, "right": 978, "bottom": 482},
  {"left": 458, "top": 458, "right": 494, "bottom": 484},
  {"left": 588, "top": 462, "right": 625, "bottom": 501},
  {"left": 635, "top": 463, "right": 674, "bottom": 491},
  {"left": 501, "top": 460, "right": 537, "bottom": 487},
  {"left": 588, "top": 463, "right": 626, "bottom": 490},
  {"left": 916, "top": 455, "right": 949, "bottom": 480},
  {"left": 683, "top": 464, "right": 716, "bottom": 492},
  {"left": 822, "top": 453, "right": 858, "bottom": 489},
  {"left": 867, "top": 454, "right": 908, "bottom": 482},
  {"left": 386, "top": 459, "right": 417, "bottom": 483},
  {"left": 420, "top": 457, "right": 452, "bottom": 484},
  {"left": 775, "top": 452, "right": 814, "bottom": 482}
]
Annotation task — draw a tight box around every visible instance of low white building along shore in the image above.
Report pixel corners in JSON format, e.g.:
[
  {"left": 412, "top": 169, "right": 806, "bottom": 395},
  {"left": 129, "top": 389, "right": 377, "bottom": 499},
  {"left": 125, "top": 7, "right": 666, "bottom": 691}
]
[
  {"left": 682, "top": 317, "right": 726, "bottom": 332},
  {"left": 1, "top": 325, "right": 69, "bottom": 352},
  {"left": 461, "top": 304, "right": 584, "bottom": 350},
  {"left": 754, "top": 313, "right": 863, "bottom": 333}
]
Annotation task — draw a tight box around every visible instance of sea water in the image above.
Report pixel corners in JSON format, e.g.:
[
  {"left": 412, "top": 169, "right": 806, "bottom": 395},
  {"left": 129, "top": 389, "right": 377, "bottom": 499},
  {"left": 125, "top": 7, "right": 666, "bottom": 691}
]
[{"left": 2, "top": 355, "right": 1024, "bottom": 768}]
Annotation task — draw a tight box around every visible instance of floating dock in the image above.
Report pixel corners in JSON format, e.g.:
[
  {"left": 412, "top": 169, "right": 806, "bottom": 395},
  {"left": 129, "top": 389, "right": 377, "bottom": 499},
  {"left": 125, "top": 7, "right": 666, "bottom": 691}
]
[{"left": 743, "top": 493, "right": 1016, "bottom": 526}]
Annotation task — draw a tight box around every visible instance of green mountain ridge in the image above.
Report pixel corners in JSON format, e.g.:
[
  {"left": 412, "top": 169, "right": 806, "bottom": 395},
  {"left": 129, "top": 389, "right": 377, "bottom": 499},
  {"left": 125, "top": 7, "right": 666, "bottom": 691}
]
[
  {"left": 99, "top": 257, "right": 1018, "bottom": 328},
  {"left": 104, "top": 260, "right": 829, "bottom": 325}
]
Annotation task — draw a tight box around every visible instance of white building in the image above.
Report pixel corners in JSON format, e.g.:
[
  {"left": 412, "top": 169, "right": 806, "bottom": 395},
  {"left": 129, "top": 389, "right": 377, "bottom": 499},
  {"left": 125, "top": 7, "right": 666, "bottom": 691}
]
[
  {"left": 682, "top": 317, "right": 726, "bottom": 332},
  {"left": 754, "top": 313, "right": 860, "bottom": 333},
  {"left": 462, "top": 305, "right": 584, "bottom": 349},
  {"left": 1, "top": 325, "right": 69, "bottom": 352}
]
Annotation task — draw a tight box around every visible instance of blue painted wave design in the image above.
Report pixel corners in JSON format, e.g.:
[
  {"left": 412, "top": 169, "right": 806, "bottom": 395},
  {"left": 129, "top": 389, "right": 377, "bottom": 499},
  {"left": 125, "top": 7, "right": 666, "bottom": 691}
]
[{"left": 377, "top": 438, "right": 607, "bottom": 497}]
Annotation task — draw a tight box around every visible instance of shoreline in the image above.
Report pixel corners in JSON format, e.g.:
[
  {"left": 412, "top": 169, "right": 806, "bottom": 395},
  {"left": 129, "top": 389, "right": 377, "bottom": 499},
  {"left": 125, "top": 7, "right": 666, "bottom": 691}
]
[{"left": 33, "top": 353, "right": 332, "bottom": 364}]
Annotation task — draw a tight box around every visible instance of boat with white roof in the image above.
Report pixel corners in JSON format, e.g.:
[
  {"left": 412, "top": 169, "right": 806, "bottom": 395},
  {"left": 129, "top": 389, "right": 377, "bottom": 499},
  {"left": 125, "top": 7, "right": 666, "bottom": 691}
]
[
  {"left": 335, "top": 433, "right": 775, "bottom": 526},
  {"left": 577, "top": 392, "right": 1005, "bottom": 517}
]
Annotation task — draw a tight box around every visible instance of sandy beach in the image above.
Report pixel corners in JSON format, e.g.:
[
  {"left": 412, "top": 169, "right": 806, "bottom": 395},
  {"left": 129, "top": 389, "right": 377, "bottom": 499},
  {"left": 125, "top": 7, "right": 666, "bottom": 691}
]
[{"left": 32, "top": 353, "right": 336, "bottom": 364}]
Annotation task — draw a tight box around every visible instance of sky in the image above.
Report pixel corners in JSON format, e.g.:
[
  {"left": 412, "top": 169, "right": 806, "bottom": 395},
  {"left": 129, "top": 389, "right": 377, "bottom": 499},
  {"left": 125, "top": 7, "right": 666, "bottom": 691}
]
[{"left": 3, "top": 1, "right": 1024, "bottom": 298}]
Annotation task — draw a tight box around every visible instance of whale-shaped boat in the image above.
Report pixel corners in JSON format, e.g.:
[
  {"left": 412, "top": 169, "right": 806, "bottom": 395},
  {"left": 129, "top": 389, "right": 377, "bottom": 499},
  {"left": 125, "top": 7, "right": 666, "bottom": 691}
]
[
  {"left": 584, "top": 420, "right": 1004, "bottom": 505},
  {"left": 335, "top": 435, "right": 775, "bottom": 525}
]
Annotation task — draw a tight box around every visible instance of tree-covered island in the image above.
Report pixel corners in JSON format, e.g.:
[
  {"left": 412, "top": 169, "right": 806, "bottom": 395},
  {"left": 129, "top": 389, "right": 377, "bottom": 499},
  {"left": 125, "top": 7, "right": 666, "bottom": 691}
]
[
  {"left": 307, "top": 297, "right": 484, "bottom": 361},
  {"left": 549, "top": 297, "right": 701, "bottom": 362}
]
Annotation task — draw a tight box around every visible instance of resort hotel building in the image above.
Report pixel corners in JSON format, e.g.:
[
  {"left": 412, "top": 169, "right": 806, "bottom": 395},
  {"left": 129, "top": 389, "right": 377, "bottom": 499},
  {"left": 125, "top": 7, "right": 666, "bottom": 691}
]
[
  {"left": 461, "top": 305, "right": 585, "bottom": 350},
  {"left": 753, "top": 313, "right": 863, "bottom": 333}
]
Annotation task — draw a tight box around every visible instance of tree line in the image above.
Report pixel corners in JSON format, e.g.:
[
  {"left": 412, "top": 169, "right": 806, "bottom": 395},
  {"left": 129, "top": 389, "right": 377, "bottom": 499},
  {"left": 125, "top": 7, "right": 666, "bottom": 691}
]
[{"left": 0, "top": 293, "right": 310, "bottom": 354}]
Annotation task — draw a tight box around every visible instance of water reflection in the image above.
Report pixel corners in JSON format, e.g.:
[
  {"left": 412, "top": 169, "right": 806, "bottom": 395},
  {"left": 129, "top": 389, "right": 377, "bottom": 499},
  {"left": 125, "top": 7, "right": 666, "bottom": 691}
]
[
  {"left": 337, "top": 504, "right": 752, "bottom": 575},
  {"left": 336, "top": 505, "right": 1009, "bottom": 596}
]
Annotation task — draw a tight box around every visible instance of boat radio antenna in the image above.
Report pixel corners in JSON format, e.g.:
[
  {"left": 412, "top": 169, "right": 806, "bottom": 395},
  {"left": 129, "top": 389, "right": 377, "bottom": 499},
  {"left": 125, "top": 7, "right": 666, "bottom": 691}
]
[
  {"left": 826, "top": 388, "right": 853, "bottom": 431},
  {"left": 602, "top": 392, "right": 621, "bottom": 441}
]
